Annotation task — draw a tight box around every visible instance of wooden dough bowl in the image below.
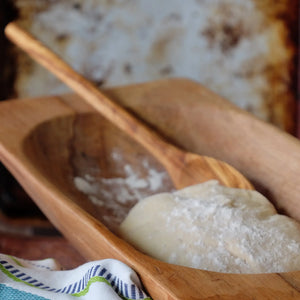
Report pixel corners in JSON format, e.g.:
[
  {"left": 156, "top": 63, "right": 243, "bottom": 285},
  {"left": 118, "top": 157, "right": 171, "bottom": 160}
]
[{"left": 1, "top": 79, "right": 300, "bottom": 299}]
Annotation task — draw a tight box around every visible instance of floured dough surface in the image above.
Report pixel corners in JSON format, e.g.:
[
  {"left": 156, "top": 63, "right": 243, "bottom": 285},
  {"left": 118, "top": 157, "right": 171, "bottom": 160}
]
[{"left": 119, "top": 180, "right": 300, "bottom": 273}]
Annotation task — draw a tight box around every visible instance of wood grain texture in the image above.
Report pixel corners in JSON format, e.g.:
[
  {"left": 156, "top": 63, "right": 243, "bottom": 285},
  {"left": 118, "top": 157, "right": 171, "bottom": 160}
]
[
  {"left": 0, "top": 80, "right": 300, "bottom": 298},
  {"left": 4, "top": 21, "right": 252, "bottom": 191}
]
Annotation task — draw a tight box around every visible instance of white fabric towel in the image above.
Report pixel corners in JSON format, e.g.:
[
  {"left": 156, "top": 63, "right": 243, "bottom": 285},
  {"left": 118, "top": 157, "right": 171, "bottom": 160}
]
[{"left": 0, "top": 254, "right": 151, "bottom": 299}]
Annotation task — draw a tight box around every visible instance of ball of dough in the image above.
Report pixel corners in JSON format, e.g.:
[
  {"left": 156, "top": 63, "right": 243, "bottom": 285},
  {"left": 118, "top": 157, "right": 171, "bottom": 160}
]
[{"left": 119, "top": 180, "right": 300, "bottom": 273}]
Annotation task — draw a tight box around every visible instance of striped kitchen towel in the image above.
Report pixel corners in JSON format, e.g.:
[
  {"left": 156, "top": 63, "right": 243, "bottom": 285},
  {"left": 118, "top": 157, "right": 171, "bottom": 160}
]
[{"left": 0, "top": 254, "right": 151, "bottom": 299}]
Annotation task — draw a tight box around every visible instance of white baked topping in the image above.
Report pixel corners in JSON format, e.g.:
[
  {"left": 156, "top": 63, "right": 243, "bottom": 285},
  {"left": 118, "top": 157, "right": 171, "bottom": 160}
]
[{"left": 15, "top": 0, "right": 293, "bottom": 125}]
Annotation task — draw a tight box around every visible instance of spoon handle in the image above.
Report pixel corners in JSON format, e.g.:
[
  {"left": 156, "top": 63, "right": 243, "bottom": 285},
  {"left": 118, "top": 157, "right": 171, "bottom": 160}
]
[
  {"left": 5, "top": 22, "right": 253, "bottom": 190},
  {"left": 5, "top": 22, "right": 184, "bottom": 163}
]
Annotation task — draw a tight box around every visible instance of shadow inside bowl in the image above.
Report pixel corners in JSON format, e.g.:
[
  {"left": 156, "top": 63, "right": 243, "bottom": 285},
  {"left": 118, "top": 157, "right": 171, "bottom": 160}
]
[{"left": 23, "top": 112, "right": 174, "bottom": 234}]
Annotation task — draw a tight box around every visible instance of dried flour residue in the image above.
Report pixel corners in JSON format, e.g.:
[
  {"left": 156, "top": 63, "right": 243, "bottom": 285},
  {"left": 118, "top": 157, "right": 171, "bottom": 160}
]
[{"left": 73, "top": 149, "right": 171, "bottom": 227}]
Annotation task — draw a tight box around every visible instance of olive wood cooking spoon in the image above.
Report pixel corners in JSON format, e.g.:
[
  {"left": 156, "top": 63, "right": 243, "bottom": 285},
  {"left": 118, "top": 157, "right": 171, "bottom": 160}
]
[{"left": 5, "top": 22, "right": 252, "bottom": 190}]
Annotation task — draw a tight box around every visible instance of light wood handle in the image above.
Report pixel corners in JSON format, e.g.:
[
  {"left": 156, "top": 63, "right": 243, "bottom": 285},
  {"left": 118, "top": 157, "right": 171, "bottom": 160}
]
[
  {"left": 5, "top": 22, "right": 255, "bottom": 191},
  {"left": 4, "top": 22, "right": 182, "bottom": 162}
]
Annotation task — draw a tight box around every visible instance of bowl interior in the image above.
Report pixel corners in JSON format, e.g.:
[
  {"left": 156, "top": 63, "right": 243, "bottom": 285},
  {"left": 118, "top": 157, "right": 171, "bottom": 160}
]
[{"left": 23, "top": 112, "right": 174, "bottom": 233}]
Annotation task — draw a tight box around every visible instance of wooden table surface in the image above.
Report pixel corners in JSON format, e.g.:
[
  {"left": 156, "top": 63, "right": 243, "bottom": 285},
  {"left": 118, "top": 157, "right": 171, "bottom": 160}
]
[
  {"left": 0, "top": 207, "right": 86, "bottom": 269},
  {"left": 0, "top": 233, "right": 86, "bottom": 269}
]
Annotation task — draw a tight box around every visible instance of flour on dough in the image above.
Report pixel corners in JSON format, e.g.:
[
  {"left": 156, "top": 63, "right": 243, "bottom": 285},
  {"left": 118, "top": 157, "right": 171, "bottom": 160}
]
[{"left": 119, "top": 180, "right": 300, "bottom": 273}]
